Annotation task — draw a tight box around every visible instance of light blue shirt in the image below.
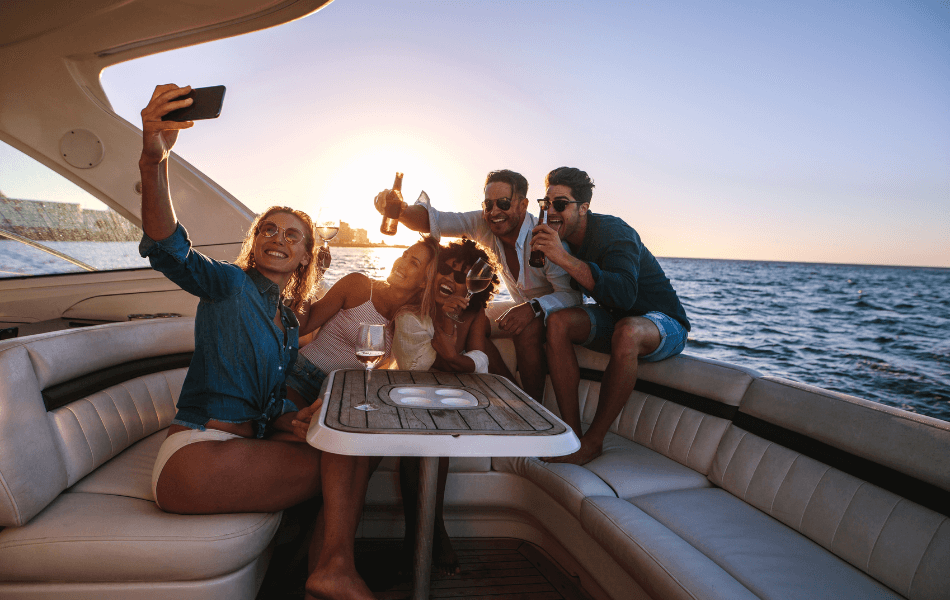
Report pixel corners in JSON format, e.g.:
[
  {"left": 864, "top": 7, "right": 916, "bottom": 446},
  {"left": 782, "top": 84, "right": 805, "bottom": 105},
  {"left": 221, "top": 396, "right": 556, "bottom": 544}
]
[{"left": 416, "top": 192, "right": 581, "bottom": 317}]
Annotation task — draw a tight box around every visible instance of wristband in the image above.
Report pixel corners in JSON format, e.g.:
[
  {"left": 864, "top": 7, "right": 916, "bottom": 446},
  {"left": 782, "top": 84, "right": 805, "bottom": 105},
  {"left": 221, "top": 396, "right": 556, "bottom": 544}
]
[{"left": 529, "top": 299, "right": 544, "bottom": 318}]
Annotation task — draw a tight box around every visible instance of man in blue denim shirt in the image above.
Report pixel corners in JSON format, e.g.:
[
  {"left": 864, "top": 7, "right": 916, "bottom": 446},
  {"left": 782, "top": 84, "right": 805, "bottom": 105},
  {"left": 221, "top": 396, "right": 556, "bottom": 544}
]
[{"left": 530, "top": 167, "right": 690, "bottom": 465}]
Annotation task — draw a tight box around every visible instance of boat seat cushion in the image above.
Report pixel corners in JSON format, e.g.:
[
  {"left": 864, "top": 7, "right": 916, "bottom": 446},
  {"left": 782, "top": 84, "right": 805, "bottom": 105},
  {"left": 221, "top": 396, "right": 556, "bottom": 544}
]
[
  {"left": 493, "top": 455, "right": 617, "bottom": 518},
  {"left": 65, "top": 430, "right": 166, "bottom": 501},
  {"left": 627, "top": 487, "right": 904, "bottom": 600},
  {"left": 580, "top": 495, "right": 760, "bottom": 600},
  {"left": 710, "top": 424, "right": 950, "bottom": 600},
  {"left": 0, "top": 491, "right": 280, "bottom": 583},
  {"left": 583, "top": 432, "right": 712, "bottom": 501}
]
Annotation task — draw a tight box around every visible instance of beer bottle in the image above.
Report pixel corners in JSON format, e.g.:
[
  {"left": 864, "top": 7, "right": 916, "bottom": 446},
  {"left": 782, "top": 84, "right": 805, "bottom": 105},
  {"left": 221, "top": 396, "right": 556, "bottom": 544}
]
[
  {"left": 528, "top": 205, "right": 546, "bottom": 268},
  {"left": 380, "top": 172, "right": 404, "bottom": 236}
]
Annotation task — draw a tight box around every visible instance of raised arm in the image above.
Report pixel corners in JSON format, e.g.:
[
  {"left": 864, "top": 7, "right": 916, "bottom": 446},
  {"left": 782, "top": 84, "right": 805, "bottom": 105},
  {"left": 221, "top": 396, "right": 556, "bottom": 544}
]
[
  {"left": 139, "top": 84, "right": 195, "bottom": 241},
  {"left": 373, "top": 190, "right": 431, "bottom": 233}
]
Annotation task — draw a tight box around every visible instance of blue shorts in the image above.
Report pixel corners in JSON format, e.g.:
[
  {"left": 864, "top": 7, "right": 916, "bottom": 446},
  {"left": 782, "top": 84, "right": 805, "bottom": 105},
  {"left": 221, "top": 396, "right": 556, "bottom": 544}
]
[
  {"left": 580, "top": 306, "right": 688, "bottom": 362},
  {"left": 284, "top": 354, "right": 328, "bottom": 404}
]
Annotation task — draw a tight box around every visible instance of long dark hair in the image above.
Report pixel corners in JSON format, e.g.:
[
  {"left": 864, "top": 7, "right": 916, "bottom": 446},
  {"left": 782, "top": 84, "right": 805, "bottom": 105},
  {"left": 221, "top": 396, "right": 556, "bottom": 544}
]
[
  {"left": 233, "top": 206, "right": 320, "bottom": 313},
  {"left": 440, "top": 238, "right": 501, "bottom": 314}
]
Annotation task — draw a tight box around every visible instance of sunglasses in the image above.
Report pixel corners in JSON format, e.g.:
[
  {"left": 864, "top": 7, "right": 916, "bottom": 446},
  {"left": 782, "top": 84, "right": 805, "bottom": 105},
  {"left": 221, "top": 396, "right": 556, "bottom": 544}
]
[
  {"left": 258, "top": 220, "right": 305, "bottom": 245},
  {"left": 538, "top": 198, "right": 584, "bottom": 212},
  {"left": 437, "top": 262, "right": 467, "bottom": 284},
  {"left": 482, "top": 197, "right": 514, "bottom": 212}
]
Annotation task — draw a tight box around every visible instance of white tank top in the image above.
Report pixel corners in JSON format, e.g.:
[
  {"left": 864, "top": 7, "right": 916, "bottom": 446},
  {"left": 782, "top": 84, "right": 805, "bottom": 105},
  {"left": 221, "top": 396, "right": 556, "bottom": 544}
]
[{"left": 299, "top": 280, "right": 393, "bottom": 373}]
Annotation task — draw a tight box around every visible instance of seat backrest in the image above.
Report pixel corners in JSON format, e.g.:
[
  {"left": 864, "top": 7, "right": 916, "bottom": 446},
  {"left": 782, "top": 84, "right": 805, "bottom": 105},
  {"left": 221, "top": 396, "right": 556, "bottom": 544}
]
[
  {"left": 710, "top": 376, "right": 950, "bottom": 600},
  {"left": 0, "top": 318, "right": 194, "bottom": 526}
]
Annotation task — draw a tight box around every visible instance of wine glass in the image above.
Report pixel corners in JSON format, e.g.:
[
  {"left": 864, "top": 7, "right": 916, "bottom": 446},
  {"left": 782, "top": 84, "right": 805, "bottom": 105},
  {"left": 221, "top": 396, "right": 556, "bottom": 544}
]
[
  {"left": 355, "top": 322, "right": 386, "bottom": 411},
  {"left": 315, "top": 209, "right": 340, "bottom": 270},
  {"left": 447, "top": 258, "right": 493, "bottom": 323}
]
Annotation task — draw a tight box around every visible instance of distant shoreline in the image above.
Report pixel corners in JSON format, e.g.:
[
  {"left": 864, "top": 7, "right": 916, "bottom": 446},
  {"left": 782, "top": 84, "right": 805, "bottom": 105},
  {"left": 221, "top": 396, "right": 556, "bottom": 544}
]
[{"left": 329, "top": 243, "right": 409, "bottom": 249}]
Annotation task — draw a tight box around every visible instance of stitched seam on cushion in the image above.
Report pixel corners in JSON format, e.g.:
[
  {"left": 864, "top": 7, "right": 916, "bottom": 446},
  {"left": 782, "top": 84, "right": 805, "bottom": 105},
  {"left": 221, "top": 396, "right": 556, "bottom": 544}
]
[
  {"left": 908, "top": 516, "right": 948, "bottom": 597},
  {"left": 829, "top": 480, "right": 864, "bottom": 552},
  {"left": 647, "top": 398, "right": 663, "bottom": 449},
  {"left": 145, "top": 375, "right": 162, "bottom": 429},
  {"left": 718, "top": 429, "right": 748, "bottom": 490},
  {"left": 64, "top": 405, "right": 97, "bottom": 468},
  {"left": 0, "top": 470, "right": 22, "bottom": 525},
  {"left": 768, "top": 453, "right": 798, "bottom": 515},
  {"left": 127, "top": 378, "right": 149, "bottom": 437},
  {"left": 583, "top": 500, "right": 704, "bottom": 600},
  {"left": 684, "top": 414, "right": 705, "bottom": 467},
  {"left": 867, "top": 498, "right": 900, "bottom": 571},
  {"left": 109, "top": 385, "right": 134, "bottom": 442},
  {"left": 540, "top": 462, "right": 617, "bottom": 505},
  {"left": 85, "top": 397, "right": 116, "bottom": 457},
  {"left": 742, "top": 441, "right": 773, "bottom": 501},
  {"left": 800, "top": 465, "right": 833, "bottom": 532}
]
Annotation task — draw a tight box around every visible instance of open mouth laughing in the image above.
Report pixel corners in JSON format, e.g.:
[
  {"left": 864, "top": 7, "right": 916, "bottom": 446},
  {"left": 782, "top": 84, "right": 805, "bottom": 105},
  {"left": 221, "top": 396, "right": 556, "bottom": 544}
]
[{"left": 264, "top": 248, "right": 288, "bottom": 259}]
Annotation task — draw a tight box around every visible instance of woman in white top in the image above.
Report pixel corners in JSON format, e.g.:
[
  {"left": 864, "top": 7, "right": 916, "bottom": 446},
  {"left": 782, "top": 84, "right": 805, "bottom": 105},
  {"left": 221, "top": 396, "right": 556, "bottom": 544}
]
[{"left": 391, "top": 238, "right": 514, "bottom": 576}]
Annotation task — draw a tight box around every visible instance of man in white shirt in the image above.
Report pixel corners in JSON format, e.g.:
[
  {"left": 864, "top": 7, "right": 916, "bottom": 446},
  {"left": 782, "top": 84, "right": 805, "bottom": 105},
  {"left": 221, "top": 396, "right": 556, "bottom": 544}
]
[{"left": 374, "top": 169, "right": 581, "bottom": 401}]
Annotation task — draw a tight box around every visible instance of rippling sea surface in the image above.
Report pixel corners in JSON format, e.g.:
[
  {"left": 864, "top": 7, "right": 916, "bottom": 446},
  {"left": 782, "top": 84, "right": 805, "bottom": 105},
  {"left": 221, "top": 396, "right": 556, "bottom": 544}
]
[{"left": 322, "top": 248, "right": 950, "bottom": 422}]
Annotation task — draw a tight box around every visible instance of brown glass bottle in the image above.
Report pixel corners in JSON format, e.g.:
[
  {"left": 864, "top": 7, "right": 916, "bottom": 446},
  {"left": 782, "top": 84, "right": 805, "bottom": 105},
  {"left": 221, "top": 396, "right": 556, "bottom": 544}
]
[
  {"left": 380, "top": 172, "right": 404, "bottom": 236},
  {"left": 528, "top": 206, "right": 546, "bottom": 268}
]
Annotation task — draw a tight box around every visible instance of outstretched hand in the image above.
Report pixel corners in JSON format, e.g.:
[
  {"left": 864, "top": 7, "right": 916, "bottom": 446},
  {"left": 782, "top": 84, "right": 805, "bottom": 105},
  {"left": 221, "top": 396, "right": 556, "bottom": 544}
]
[{"left": 139, "top": 84, "right": 195, "bottom": 165}]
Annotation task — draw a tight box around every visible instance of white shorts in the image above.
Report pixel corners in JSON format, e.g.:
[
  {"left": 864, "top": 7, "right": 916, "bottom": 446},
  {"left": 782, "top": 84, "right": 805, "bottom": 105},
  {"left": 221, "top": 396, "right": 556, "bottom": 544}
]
[{"left": 151, "top": 428, "right": 243, "bottom": 509}]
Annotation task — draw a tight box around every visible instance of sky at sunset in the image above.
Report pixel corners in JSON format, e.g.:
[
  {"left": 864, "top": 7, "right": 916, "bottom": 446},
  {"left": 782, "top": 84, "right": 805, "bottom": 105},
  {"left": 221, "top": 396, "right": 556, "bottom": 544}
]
[{"left": 9, "top": 1, "right": 949, "bottom": 267}]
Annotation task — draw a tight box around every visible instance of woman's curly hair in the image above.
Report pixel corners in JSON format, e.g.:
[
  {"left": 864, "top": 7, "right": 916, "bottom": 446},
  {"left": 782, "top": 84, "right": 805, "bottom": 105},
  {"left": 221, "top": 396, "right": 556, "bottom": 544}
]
[
  {"left": 233, "top": 206, "right": 320, "bottom": 313},
  {"left": 439, "top": 237, "right": 501, "bottom": 315}
]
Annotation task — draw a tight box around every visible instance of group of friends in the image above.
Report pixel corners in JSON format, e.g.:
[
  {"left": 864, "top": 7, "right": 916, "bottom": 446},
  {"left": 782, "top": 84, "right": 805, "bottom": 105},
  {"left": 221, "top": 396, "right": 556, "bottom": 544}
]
[{"left": 140, "top": 84, "right": 690, "bottom": 600}]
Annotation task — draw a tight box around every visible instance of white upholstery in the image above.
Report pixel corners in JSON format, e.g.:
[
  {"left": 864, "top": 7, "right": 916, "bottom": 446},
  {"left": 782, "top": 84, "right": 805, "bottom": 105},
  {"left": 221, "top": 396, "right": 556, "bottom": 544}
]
[
  {"left": 710, "top": 425, "right": 949, "bottom": 599},
  {"left": 0, "top": 319, "right": 281, "bottom": 599}
]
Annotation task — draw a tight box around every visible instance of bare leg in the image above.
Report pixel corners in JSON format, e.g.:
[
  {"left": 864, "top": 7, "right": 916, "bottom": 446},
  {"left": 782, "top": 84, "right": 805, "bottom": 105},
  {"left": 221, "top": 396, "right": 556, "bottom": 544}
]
[
  {"left": 514, "top": 317, "right": 547, "bottom": 402},
  {"left": 305, "top": 452, "right": 377, "bottom": 600},
  {"left": 541, "top": 308, "right": 591, "bottom": 446},
  {"left": 433, "top": 456, "right": 458, "bottom": 575},
  {"left": 547, "top": 316, "right": 661, "bottom": 465}
]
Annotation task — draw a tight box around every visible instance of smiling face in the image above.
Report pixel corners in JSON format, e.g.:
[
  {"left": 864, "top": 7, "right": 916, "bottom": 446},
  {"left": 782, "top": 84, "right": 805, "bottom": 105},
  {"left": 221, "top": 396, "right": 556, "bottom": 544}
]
[
  {"left": 482, "top": 181, "right": 528, "bottom": 239},
  {"left": 434, "top": 258, "right": 469, "bottom": 307},
  {"left": 251, "top": 210, "right": 311, "bottom": 279},
  {"left": 388, "top": 242, "right": 434, "bottom": 292},
  {"left": 544, "top": 184, "right": 589, "bottom": 245}
]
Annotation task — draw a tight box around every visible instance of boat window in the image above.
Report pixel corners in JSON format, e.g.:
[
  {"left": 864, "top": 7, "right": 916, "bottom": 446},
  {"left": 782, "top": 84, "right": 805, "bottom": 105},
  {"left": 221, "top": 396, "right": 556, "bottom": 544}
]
[{"left": 0, "top": 141, "right": 149, "bottom": 278}]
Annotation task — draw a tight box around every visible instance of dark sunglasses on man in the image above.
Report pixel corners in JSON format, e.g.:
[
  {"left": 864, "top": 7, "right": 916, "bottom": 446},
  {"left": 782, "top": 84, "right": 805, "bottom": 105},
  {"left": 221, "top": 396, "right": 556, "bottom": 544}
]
[
  {"left": 437, "top": 262, "right": 468, "bottom": 284},
  {"left": 538, "top": 198, "right": 584, "bottom": 213},
  {"left": 257, "top": 220, "right": 305, "bottom": 245},
  {"left": 482, "top": 197, "right": 514, "bottom": 212}
]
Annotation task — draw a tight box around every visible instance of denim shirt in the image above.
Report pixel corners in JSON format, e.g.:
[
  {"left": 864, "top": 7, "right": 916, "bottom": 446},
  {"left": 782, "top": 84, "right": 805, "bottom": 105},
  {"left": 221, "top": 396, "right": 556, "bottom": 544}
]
[
  {"left": 572, "top": 212, "right": 691, "bottom": 331},
  {"left": 140, "top": 224, "right": 299, "bottom": 437}
]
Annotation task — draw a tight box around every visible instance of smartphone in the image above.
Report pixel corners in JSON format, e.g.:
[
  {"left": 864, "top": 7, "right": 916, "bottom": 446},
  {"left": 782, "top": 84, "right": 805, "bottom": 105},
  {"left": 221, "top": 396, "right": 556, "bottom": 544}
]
[{"left": 161, "top": 86, "right": 226, "bottom": 122}]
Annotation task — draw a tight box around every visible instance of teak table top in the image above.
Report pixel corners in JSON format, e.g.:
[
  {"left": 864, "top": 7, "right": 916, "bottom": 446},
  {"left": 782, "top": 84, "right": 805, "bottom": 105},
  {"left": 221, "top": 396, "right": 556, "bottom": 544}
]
[{"left": 324, "top": 369, "right": 567, "bottom": 436}]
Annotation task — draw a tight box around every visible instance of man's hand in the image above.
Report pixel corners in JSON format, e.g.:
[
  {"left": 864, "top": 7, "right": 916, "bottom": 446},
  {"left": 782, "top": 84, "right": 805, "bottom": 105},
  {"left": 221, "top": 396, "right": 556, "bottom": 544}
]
[
  {"left": 373, "top": 189, "right": 406, "bottom": 216},
  {"left": 140, "top": 84, "right": 195, "bottom": 166},
  {"left": 496, "top": 302, "right": 536, "bottom": 336},
  {"left": 291, "top": 398, "right": 324, "bottom": 441},
  {"left": 530, "top": 223, "right": 571, "bottom": 268}
]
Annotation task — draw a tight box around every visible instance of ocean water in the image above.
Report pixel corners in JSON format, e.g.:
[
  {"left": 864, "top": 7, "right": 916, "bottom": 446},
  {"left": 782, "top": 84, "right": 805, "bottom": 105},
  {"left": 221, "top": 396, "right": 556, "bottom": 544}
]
[
  {"left": 4, "top": 243, "right": 947, "bottom": 422},
  {"left": 320, "top": 248, "right": 950, "bottom": 423}
]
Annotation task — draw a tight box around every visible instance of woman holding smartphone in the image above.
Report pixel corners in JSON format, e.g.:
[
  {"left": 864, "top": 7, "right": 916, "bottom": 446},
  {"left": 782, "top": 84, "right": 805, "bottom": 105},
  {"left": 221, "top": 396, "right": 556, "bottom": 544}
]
[{"left": 140, "top": 84, "right": 380, "bottom": 600}]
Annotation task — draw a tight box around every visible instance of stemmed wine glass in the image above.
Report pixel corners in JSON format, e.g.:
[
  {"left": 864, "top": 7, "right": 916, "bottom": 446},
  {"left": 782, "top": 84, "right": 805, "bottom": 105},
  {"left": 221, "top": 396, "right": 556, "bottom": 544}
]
[
  {"left": 315, "top": 209, "right": 340, "bottom": 270},
  {"left": 354, "top": 322, "right": 386, "bottom": 411},
  {"left": 447, "top": 258, "right": 493, "bottom": 323}
]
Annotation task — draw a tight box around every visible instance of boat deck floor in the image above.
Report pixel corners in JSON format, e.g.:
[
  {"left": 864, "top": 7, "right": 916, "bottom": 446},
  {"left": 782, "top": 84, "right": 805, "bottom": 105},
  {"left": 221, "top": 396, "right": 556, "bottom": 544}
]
[{"left": 259, "top": 537, "right": 593, "bottom": 599}]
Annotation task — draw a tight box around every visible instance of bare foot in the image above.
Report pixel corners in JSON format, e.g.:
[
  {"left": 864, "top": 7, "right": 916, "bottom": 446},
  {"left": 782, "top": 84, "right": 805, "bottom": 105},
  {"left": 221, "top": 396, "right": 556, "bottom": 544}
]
[
  {"left": 541, "top": 436, "right": 603, "bottom": 465},
  {"left": 306, "top": 561, "right": 376, "bottom": 600},
  {"left": 433, "top": 520, "right": 460, "bottom": 576}
]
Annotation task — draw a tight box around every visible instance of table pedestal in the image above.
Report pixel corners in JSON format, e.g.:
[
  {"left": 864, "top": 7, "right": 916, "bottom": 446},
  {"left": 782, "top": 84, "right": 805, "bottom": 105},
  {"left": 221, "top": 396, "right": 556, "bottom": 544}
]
[{"left": 412, "top": 456, "right": 439, "bottom": 600}]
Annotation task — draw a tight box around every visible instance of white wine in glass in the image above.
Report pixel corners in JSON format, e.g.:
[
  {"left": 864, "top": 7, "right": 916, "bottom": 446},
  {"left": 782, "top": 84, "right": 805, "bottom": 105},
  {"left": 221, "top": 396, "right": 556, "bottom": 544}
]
[
  {"left": 315, "top": 209, "right": 340, "bottom": 270},
  {"left": 448, "top": 258, "right": 493, "bottom": 323},
  {"left": 355, "top": 322, "right": 386, "bottom": 411}
]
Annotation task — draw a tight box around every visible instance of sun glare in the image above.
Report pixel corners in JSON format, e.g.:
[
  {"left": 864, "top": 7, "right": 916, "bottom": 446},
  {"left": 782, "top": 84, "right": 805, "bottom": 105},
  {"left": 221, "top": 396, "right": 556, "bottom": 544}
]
[{"left": 294, "top": 131, "right": 474, "bottom": 246}]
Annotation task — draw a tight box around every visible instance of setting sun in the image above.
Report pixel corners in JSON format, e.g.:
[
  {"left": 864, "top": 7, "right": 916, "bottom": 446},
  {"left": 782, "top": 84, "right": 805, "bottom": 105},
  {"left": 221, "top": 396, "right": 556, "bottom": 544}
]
[{"left": 296, "top": 129, "right": 475, "bottom": 246}]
